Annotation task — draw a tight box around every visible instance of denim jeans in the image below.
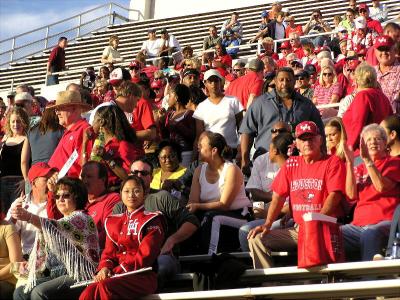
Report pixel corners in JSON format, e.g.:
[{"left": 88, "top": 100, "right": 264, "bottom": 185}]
[
  {"left": 13, "top": 275, "right": 83, "bottom": 300},
  {"left": 341, "top": 221, "right": 391, "bottom": 261},
  {"left": 157, "top": 254, "right": 180, "bottom": 291}
]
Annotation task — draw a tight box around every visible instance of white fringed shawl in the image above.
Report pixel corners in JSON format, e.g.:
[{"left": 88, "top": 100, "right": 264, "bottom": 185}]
[{"left": 24, "top": 211, "right": 99, "bottom": 293}]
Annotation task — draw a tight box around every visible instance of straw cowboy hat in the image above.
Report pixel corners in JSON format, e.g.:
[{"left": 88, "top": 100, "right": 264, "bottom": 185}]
[{"left": 48, "top": 90, "right": 91, "bottom": 111}]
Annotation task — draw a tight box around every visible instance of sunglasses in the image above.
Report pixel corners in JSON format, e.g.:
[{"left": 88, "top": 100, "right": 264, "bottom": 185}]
[
  {"left": 130, "top": 66, "right": 140, "bottom": 70},
  {"left": 322, "top": 73, "right": 333, "bottom": 76},
  {"left": 296, "top": 76, "right": 305, "bottom": 80},
  {"left": 268, "top": 84, "right": 276, "bottom": 89},
  {"left": 271, "top": 128, "right": 288, "bottom": 134},
  {"left": 359, "top": 9, "right": 367, "bottom": 13},
  {"left": 233, "top": 69, "right": 242, "bottom": 72},
  {"left": 55, "top": 193, "right": 72, "bottom": 200},
  {"left": 347, "top": 69, "right": 355, "bottom": 73},
  {"left": 130, "top": 170, "right": 151, "bottom": 176}
]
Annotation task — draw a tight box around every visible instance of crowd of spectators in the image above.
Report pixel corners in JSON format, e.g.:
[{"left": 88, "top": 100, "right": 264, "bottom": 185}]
[{"left": 0, "top": 0, "right": 399, "bottom": 299}]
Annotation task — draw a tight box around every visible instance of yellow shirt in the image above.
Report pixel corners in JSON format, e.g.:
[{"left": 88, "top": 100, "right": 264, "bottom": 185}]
[
  {"left": 150, "top": 166, "right": 186, "bottom": 190},
  {"left": 0, "top": 220, "right": 18, "bottom": 285}
]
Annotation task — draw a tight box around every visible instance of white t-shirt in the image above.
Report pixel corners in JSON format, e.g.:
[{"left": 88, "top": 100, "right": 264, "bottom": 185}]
[
  {"left": 193, "top": 96, "right": 244, "bottom": 148},
  {"left": 246, "top": 152, "right": 280, "bottom": 192},
  {"left": 162, "top": 34, "right": 181, "bottom": 51},
  {"left": 275, "top": 23, "right": 285, "bottom": 40},
  {"left": 102, "top": 46, "right": 121, "bottom": 62},
  {"left": 141, "top": 39, "right": 163, "bottom": 57},
  {"left": 6, "top": 194, "right": 47, "bottom": 255}
]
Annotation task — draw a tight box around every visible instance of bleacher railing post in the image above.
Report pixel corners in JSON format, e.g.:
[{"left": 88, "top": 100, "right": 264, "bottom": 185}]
[
  {"left": 44, "top": 26, "right": 49, "bottom": 49},
  {"left": 77, "top": 15, "right": 82, "bottom": 38},
  {"left": 108, "top": 3, "right": 113, "bottom": 25},
  {"left": 10, "top": 38, "right": 15, "bottom": 62}
]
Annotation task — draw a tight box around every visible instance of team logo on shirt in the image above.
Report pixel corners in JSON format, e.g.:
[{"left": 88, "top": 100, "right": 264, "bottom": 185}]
[{"left": 127, "top": 219, "right": 139, "bottom": 235}]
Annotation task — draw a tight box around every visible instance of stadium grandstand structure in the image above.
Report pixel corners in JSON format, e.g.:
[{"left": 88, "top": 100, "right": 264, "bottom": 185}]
[{"left": 0, "top": 0, "right": 399, "bottom": 96}]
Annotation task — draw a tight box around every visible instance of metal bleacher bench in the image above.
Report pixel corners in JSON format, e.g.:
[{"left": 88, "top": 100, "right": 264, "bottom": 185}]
[
  {"left": 141, "top": 259, "right": 400, "bottom": 299},
  {"left": 172, "top": 257, "right": 400, "bottom": 285},
  {"left": 141, "top": 278, "right": 400, "bottom": 299}
]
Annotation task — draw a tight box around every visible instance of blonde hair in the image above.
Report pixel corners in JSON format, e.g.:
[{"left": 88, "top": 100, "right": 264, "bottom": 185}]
[
  {"left": 354, "top": 62, "right": 378, "bottom": 88},
  {"left": 109, "top": 35, "right": 119, "bottom": 46},
  {"left": 4, "top": 106, "right": 29, "bottom": 137},
  {"left": 183, "top": 58, "right": 202, "bottom": 71},
  {"left": 115, "top": 81, "right": 142, "bottom": 98},
  {"left": 319, "top": 65, "right": 337, "bottom": 86},
  {"left": 154, "top": 70, "right": 165, "bottom": 79},
  {"left": 325, "top": 117, "right": 347, "bottom": 160}
]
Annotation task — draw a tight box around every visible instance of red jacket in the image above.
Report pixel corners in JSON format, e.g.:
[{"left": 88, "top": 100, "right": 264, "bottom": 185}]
[
  {"left": 343, "top": 88, "right": 393, "bottom": 150},
  {"left": 98, "top": 205, "right": 165, "bottom": 274}
]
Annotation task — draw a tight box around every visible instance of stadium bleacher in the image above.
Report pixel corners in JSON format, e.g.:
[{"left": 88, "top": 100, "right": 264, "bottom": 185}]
[
  {"left": 0, "top": 0, "right": 399, "bottom": 96},
  {"left": 1, "top": 1, "right": 399, "bottom": 299}
]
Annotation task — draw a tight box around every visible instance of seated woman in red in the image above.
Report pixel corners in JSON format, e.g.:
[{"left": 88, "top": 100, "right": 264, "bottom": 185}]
[
  {"left": 82, "top": 105, "right": 142, "bottom": 190},
  {"left": 79, "top": 175, "right": 166, "bottom": 300}
]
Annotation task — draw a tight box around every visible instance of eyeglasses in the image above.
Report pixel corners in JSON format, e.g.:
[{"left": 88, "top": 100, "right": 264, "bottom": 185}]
[
  {"left": 130, "top": 170, "right": 151, "bottom": 176},
  {"left": 296, "top": 76, "right": 305, "bottom": 80},
  {"left": 55, "top": 193, "right": 72, "bottom": 200},
  {"left": 271, "top": 128, "right": 288, "bottom": 134},
  {"left": 322, "top": 73, "right": 333, "bottom": 77},
  {"left": 159, "top": 154, "right": 177, "bottom": 161},
  {"left": 233, "top": 69, "right": 242, "bottom": 72}
]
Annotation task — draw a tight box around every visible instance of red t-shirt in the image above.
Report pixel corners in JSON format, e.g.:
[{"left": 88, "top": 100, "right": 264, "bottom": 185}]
[
  {"left": 214, "top": 54, "right": 232, "bottom": 68},
  {"left": 132, "top": 98, "right": 156, "bottom": 132},
  {"left": 225, "top": 71, "right": 263, "bottom": 108},
  {"left": 276, "top": 57, "right": 287, "bottom": 68},
  {"left": 132, "top": 97, "right": 156, "bottom": 153},
  {"left": 342, "top": 88, "right": 393, "bottom": 150},
  {"left": 366, "top": 17, "right": 383, "bottom": 35},
  {"left": 86, "top": 137, "right": 142, "bottom": 188},
  {"left": 293, "top": 46, "right": 305, "bottom": 59},
  {"left": 85, "top": 192, "right": 121, "bottom": 249},
  {"left": 352, "top": 156, "right": 400, "bottom": 226},
  {"left": 365, "top": 46, "right": 378, "bottom": 66},
  {"left": 285, "top": 25, "right": 303, "bottom": 37},
  {"left": 272, "top": 155, "right": 346, "bottom": 224},
  {"left": 48, "top": 119, "right": 90, "bottom": 178}
]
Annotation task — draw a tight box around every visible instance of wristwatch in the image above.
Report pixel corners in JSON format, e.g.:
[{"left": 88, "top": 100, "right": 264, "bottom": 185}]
[{"left": 108, "top": 160, "right": 117, "bottom": 169}]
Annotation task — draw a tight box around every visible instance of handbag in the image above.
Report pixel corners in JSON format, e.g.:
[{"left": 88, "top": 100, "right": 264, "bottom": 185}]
[{"left": 297, "top": 212, "right": 345, "bottom": 268}]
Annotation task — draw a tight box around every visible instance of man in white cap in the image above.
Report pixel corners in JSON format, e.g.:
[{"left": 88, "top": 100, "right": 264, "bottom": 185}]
[
  {"left": 48, "top": 90, "right": 91, "bottom": 178},
  {"left": 225, "top": 58, "right": 264, "bottom": 109}
]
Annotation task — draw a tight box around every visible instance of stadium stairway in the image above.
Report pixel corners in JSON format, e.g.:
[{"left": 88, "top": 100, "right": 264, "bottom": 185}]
[{"left": 0, "top": 0, "right": 399, "bottom": 95}]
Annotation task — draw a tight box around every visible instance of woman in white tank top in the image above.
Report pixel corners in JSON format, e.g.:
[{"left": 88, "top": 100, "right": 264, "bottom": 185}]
[{"left": 187, "top": 132, "right": 251, "bottom": 254}]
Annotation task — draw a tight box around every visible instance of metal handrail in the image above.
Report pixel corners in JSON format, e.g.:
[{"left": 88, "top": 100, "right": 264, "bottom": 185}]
[{"left": 0, "top": 2, "right": 142, "bottom": 68}]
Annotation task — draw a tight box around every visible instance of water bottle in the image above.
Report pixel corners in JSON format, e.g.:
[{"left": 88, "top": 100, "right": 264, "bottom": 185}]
[
  {"left": 391, "top": 233, "right": 400, "bottom": 259},
  {"left": 90, "top": 132, "right": 105, "bottom": 162}
]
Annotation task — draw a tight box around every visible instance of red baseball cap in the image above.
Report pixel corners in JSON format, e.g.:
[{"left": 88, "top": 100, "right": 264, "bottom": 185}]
[
  {"left": 295, "top": 121, "right": 320, "bottom": 138},
  {"left": 129, "top": 60, "right": 142, "bottom": 69},
  {"left": 374, "top": 35, "right": 395, "bottom": 49},
  {"left": 279, "top": 41, "right": 292, "bottom": 50},
  {"left": 359, "top": 3, "right": 369, "bottom": 10},
  {"left": 28, "top": 162, "right": 56, "bottom": 183},
  {"left": 151, "top": 80, "right": 163, "bottom": 89}
]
